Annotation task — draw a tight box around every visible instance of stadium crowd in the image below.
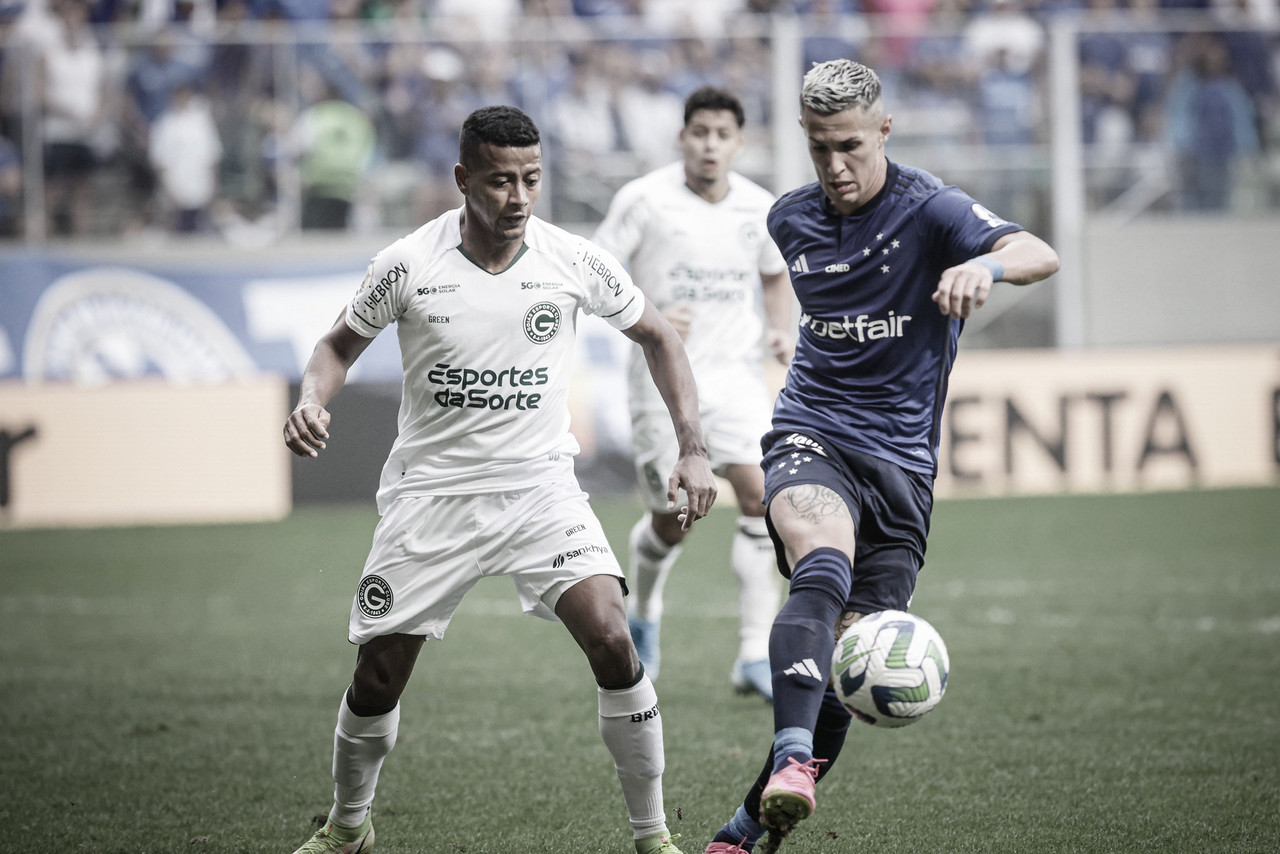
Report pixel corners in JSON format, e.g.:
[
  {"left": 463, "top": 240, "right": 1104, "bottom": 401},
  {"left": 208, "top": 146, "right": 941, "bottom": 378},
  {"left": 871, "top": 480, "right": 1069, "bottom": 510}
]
[{"left": 0, "top": 0, "right": 1275, "bottom": 239}]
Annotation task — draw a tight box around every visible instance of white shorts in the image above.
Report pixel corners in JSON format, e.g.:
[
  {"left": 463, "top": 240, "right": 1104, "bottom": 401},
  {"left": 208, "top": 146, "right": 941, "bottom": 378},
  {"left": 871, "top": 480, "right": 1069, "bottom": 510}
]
[
  {"left": 348, "top": 476, "right": 624, "bottom": 644},
  {"left": 631, "top": 370, "right": 772, "bottom": 511}
]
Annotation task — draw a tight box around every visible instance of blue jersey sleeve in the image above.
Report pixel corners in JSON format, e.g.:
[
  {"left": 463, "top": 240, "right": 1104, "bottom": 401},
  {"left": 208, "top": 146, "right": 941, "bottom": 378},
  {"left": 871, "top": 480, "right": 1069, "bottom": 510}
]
[{"left": 919, "top": 188, "right": 1024, "bottom": 269}]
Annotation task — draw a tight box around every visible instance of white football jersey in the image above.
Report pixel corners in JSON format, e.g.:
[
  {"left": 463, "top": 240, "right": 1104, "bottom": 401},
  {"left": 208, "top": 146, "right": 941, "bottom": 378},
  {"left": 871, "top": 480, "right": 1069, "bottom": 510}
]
[
  {"left": 345, "top": 207, "right": 645, "bottom": 509},
  {"left": 592, "top": 161, "right": 786, "bottom": 410}
]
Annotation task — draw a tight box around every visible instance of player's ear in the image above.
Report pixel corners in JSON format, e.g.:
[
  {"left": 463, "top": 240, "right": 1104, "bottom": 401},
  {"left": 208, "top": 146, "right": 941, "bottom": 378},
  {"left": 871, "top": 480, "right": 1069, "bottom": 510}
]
[
  {"left": 454, "top": 162, "right": 468, "bottom": 195},
  {"left": 881, "top": 114, "right": 893, "bottom": 144}
]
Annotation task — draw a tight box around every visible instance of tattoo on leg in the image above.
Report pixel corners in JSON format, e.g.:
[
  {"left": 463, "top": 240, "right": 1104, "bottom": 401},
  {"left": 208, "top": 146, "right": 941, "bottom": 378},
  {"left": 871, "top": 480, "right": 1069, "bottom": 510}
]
[
  {"left": 782, "top": 484, "right": 846, "bottom": 525},
  {"left": 834, "top": 609, "right": 863, "bottom": 642}
]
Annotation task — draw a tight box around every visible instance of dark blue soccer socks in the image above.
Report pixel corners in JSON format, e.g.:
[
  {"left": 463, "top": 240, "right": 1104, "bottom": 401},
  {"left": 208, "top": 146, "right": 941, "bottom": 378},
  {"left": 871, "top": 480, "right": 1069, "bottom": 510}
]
[{"left": 767, "top": 547, "right": 851, "bottom": 770}]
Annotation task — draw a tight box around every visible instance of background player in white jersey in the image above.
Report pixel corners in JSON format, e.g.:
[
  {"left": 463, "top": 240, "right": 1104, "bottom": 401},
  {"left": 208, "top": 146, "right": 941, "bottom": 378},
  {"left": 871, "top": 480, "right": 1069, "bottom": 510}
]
[
  {"left": 283, "top": 105, "right": 715, "bottom": 854},
  {"left": 592, "top": 87, "right": 793, "bottom": 702}
]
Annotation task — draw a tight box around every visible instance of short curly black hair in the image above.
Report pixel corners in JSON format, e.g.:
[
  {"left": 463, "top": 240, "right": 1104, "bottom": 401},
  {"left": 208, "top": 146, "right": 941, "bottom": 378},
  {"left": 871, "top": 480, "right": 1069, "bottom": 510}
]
[{"left": 459, "top": 105, "right": 541, "bottom": 169}]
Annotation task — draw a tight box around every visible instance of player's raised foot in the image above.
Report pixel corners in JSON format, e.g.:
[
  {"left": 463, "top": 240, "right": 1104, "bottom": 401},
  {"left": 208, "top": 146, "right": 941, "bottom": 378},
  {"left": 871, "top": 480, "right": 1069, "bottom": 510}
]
[
  {"left": 759, "top": 757, "right": 824, "bottom": 833},
  {"left": 705, "top": 839, "right": 752, "bottom": 853},
  {"left": 635, "top": 829, "right": 683, "bottom": 854},
  {"left": 730, "top": 658, "right": 773, "bottom": 702},
  {"left": 291, "top": 814, "right": 374, "bottom": 854},
  {"left": 629, "top": 615, "right": 662, "bottom": 679}
]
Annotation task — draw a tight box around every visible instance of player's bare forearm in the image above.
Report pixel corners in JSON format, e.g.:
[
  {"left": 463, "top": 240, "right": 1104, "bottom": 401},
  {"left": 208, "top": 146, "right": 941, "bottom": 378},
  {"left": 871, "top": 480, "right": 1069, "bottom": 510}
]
[
  {"left": 284, "top": 313, "right": 372, "bottom": 458},
  {"left": 761, "top": 270, "right": 795, "bottom": 363},
  {"left": 934, "top": 231, "right": 1061, "bottom": 319},
  {"left": 622, "top": 302, "right": 716, "bottom": 525},
  {"left": 985, "top": 232, "right": 1061, "bottom": 286}
]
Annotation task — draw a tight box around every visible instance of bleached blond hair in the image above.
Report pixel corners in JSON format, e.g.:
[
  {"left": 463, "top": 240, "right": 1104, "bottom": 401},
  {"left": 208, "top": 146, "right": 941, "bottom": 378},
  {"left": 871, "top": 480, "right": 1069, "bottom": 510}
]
[{"left": 801, "top": 59, "right": 883, "bottom": 116}]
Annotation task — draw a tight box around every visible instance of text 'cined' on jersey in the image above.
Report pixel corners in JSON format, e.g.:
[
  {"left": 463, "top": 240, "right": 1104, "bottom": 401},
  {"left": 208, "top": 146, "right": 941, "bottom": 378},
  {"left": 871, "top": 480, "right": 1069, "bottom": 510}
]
[
  {"left": 344, "top": 207, "right": 645, "bottom": 510},
  {"left": 767, "top": 161, "right": 1023, "bottom": 476}
]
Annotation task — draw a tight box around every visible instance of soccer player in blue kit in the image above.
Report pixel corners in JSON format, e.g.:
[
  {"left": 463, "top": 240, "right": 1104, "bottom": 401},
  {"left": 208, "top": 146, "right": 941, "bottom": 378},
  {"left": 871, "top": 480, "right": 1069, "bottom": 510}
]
[{"left": 703, "top": 59, "right": 1060, "bottom": 854}]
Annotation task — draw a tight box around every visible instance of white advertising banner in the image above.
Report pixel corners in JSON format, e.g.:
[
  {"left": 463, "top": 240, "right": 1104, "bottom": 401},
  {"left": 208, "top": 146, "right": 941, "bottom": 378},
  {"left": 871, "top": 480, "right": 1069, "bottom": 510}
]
[
  {"left": 0, "top": 378, "right": 291, "bottom": 528},
  {"left": 934, "top": 346, "right": 1280, "bottom": 497}
]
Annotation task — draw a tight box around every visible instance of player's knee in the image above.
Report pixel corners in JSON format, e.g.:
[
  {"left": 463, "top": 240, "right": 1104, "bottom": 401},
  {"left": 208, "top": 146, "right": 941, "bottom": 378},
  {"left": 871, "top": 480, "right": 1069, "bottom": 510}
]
[
  {"left": 346, "top": 677, "right": 402, "bottom": 716},
  {"left": 351, "top": 658, "right": 412, "bottom": 712},
  {"left": 789, "top": 547, "right": 853, "bottom": 601},
  {"left": 583, "top": 623, "right": 640, "bottom": 683}
]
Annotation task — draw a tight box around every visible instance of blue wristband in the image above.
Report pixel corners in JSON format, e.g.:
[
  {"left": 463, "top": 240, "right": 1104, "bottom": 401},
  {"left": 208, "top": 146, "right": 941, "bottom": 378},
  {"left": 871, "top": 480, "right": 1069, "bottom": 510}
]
[{"left": 969, "top": 255, "right": 1005, "bottom": 282}]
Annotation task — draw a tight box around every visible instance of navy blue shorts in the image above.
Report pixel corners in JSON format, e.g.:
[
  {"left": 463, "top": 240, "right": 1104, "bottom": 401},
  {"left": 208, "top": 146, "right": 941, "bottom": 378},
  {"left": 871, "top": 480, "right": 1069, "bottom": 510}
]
[{"left": 761, "top": 429, "right": 934, "bottom": 615}]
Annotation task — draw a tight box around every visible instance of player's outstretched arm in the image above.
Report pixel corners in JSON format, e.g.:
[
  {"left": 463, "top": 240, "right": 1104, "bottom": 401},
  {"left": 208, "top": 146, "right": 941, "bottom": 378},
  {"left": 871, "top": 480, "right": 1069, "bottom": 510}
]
[
  {"left": 621, "top": 301, "right": 717, "bottom": 529},
  {"left": 932, "top": 231, "right": 1060, "bottom": 320},
  {"left": 761, "top": 269, "right": 795, "bottom": 364},
  {"left": 284, "top": 312, "right": 374, "bottom": 458}
]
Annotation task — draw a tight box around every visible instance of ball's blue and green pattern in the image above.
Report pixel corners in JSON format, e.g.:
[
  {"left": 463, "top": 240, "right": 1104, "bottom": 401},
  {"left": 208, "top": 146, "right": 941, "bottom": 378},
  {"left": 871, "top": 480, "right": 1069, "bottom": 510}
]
[{"left": 832, "top": 609, "right": 950, "bottom": 727}]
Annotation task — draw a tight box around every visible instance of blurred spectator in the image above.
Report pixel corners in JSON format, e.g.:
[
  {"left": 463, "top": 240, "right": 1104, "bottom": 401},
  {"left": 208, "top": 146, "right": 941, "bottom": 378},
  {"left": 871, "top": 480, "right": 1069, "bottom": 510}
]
[
  {"left": 433, "top": 0, "right": 522, "bottom": 36},
  {"left": 126, "top": 28, "right": 201, "bottom": 127},
  {"left": 549, "top": 49, "right": 620, "bottom": 157},
  {"left": 721, "top": 33, "right": 773, "bottom": 133},
  {"left": 1214, "top": 0, "right": 1278, "bottom": 143},
  {"left": 1119, "top": 0, "right": 1173, "bottom": 143},
  {"left": 409, "top": 45, "right": 476, "bottom": 218},
  {"left": 1165, "top": 32, "right": 1260, "bottom": 210},
  {"left": 863, "top": 0, "right": 937, "bottom": 69},
  {"left": 206, "top": 0, "right": 277, "bottom": 214},
  {"left": 1077, "top": 0, "right": 1135, "bottom": 143},
  {"left": 548, "top": 48, "right": 621, "bottom": 218},
  {"left": 123, "top": 27, "right": 202, "bottom": 229},
  {"left": 963, "top": 0, "right": 1045, "bottom": 78},
  {"left": 977, "top": 46, "right": 1037, "bottom": 145},
  {"left": 148, "top": 82, "right": 222, "bottom": 232},
  {"left": 640, "top": 0, "right": 744, "bottom": 37},
  {"left": 665, "top": 36, "right": 725, "bottom": 95},
  {"left": 0, "top": 132, "right": 21, "bottom": 236},
  {"left": 801, "top": 0, "right": 863, "bottom": 70},
  {"left": 292, "top": 82, "right": 376, "bottom": 229},
  {"left": 613, "top": 46, "right": 684, "bottom": 170},
  {"left": 38, "top": 0, "right": 109, "bottom": 236},
  {"left": 0, "top": 2, "right": 25, "bottom": 142}
]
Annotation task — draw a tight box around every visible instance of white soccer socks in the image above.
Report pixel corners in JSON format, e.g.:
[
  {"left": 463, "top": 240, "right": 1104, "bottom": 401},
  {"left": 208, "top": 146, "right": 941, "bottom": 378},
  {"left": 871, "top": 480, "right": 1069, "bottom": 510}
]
[
  {"left": 598, "top": 674, "right": 667, "bottom": 839},
  {"left": 627, "top": 514, "right": 683, "bottom": 623},
  {"left": 329, "top": 693, "right": 401, "bottom": 828},
  {"left": 732, "top": 515, "right": 782, "bottom": 663}
]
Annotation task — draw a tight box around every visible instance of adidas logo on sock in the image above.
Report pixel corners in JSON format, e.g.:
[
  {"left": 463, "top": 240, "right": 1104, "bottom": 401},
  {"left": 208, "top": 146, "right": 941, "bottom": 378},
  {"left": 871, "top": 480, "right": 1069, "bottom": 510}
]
[{"left": 783, "top": 658, "right": 823, "bottom": 680}]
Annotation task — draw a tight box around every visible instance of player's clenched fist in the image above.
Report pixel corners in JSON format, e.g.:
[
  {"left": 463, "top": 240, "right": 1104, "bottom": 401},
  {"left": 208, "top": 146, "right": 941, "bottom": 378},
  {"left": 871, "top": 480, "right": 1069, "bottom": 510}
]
[
  {"left": 932, "top": 261, "right": 992, "bottom": 320},
  {"left": 284, "top": 403, "right": 331, "bottom": 458}
]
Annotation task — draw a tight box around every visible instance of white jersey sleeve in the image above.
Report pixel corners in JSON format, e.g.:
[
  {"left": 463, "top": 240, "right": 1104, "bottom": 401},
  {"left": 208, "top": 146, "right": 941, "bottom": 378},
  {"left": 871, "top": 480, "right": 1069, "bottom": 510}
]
[
  {"left": 346, "top": 243, "right": 416, "bottom": 337},
  {"left": 591, "top": 176, "right": 652, "bottom": 267},
  {"left": 573, "top": 236, "right": 646, "bottom": 330}
]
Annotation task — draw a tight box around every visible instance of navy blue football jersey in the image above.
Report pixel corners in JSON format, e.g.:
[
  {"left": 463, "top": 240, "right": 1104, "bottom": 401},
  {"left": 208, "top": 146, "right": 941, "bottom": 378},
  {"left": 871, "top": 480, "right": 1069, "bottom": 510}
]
[{"left": 768, "top": 160, "right": 1023, "bottom": 476}]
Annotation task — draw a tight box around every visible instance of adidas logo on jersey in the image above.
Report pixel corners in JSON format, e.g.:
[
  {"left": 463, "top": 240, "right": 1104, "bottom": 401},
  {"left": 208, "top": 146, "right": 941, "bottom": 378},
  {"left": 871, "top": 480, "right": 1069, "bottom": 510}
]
[
  {"left": 783, "top": 659, "right": 824, "bottom": 680},
  {"left": 790, "top": 254, "right": 810, "bottom": 273}
]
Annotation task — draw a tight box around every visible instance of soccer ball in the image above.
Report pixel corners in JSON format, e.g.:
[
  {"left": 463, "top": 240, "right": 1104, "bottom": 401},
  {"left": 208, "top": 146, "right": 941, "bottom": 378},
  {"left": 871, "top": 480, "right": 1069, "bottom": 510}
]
[{"left": 831, "top": 609, "right": 949, "bottom": 728}]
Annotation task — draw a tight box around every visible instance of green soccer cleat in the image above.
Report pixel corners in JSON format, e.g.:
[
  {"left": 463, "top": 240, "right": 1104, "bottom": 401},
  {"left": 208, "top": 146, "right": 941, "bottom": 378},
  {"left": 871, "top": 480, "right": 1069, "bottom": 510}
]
[
  {"left": 636, "top": 829, "right": 683, "bottom": 854},
  {"left": 291, "top": 814, "right": 374, "bottom": 854}
]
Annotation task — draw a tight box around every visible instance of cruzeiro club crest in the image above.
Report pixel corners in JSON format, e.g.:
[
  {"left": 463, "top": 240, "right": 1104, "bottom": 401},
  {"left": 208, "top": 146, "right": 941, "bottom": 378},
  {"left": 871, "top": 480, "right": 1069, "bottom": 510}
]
[
  {"left": 524, "top": 302, "right": 561, "bottom": 344},
  {"left": 357, "top": 575, "right": 394, "bottom": 619}
]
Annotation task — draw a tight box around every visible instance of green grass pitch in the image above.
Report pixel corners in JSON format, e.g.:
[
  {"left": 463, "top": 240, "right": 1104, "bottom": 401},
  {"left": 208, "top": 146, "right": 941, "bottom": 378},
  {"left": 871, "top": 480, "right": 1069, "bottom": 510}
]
[{"left": 1, "top": 486, "right": 1277, "bottom": 853}]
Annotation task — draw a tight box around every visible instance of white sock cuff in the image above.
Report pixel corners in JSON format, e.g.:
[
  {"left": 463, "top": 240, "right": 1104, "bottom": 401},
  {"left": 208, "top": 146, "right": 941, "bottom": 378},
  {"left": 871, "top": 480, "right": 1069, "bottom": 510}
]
[
  {"left": 338, "top": 694, "right": 401, "bottom": 739},
  {"left": 632, "top": 515, "right": 679, "bottom": 560},
  {"left": 598, "top": 674, "right": 659, "bottom": 719},
  {"left": 736, "top": 515, "right": 770, "bottom": 538}
]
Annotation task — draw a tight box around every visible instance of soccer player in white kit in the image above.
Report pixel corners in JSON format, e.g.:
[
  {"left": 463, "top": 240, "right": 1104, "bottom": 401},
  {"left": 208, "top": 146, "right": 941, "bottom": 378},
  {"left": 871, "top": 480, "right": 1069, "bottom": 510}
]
[
  {"left": 592, "top": 87, "right": 793, "bottom": 701},
  {"left": 283, "top": 106, "right": 716, "bottom": 854}
]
